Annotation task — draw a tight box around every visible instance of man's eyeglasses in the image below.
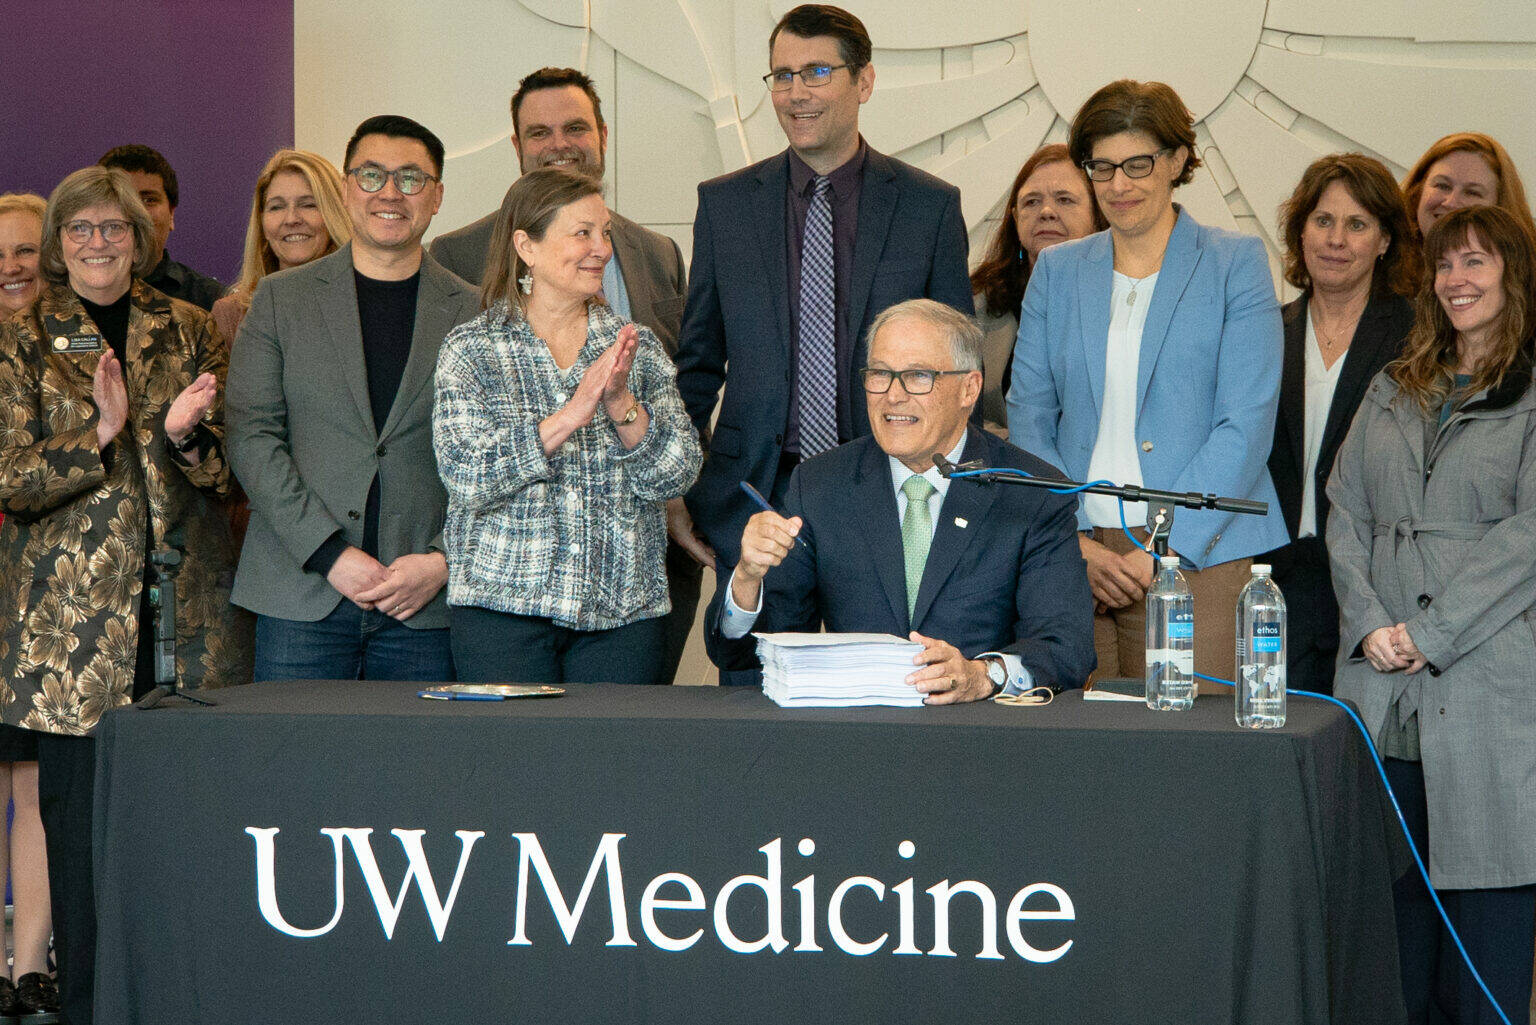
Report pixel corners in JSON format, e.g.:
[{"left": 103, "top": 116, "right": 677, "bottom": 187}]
[
  {"left": 1081, "top": 148, "right": 1172, "bottom": 182},
  {"left": 346, "top": 166, "right": 439, "bottom": 196},
  {"left": 763, "top": 63, "right": 852, "bottom": 91},
  {"left": 62, "top": 220, "right": 131, "bottom": 245},
  {"left": 861, "top": 367, "right": 971, "bottom": 395}
]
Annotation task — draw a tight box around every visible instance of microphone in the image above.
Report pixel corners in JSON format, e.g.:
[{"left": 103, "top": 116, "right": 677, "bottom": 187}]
[{"left": 932, "top": 453, "right": 957, "bottom": 477}]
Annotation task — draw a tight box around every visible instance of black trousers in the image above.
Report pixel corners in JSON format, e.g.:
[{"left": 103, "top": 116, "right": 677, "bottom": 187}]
[
  {"left": 450, "top": 606, "right": 669, "bottom": 685},
  {"left": 36, "top": 732, "right": 96, "bottom": 1025},
  {"left": 1386, "top": 758, "right": 1536, "bottom": 1025},
  {"left": 658, "top": 539, "right": 703, "bottom": 685},
  {"left": 36, "top": 585, "right": 157, "bottom": 1025}
]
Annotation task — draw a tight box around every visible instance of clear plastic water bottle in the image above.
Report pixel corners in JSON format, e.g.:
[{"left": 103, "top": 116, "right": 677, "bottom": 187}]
[
  {"left": 1236, "top": 564, "right": 1287, "bottom": 728},
  {"left": 1146, "top": 555, "right": 1195, "bottom": 711}
]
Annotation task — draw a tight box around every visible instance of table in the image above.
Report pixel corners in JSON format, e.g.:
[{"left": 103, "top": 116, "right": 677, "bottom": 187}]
[{"left": 93, "top": 682, "right": 1407, "bottom": 1024}]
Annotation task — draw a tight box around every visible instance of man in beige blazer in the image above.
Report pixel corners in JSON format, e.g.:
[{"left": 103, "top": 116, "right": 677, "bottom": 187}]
[
  {"left": 431, "top": 67, "right": 705, "bottom": 684},
  {"left": 228, "top": 115, "right": 479, "bottom": 682}
]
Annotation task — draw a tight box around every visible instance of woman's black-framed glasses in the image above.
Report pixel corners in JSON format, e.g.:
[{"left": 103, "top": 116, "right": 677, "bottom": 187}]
[
  {"left": 861, "top": 367, "right": 971, "bottom": 395},
  {"left": 346, "top": 165, "right": 439, "bottom": 196},
  {"left": 1081, "top": 148, "right": 1172, "bottom": 182}
]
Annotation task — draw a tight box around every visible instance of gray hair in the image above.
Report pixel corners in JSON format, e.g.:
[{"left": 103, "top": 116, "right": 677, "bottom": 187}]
[
  {"left": 866, "top": 298, "right": 983, "bottom": 371},
  {"left": 40, "top": 167, "right": 158, "bottom": 284}
]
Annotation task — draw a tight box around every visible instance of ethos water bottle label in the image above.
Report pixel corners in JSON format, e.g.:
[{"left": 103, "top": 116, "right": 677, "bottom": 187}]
[
  {"left": 1167, "top": 612, "right": 1193, "bottom": 640},
  {"left": 1252, "top": 622, "right": 1281, "bottom": 653}
]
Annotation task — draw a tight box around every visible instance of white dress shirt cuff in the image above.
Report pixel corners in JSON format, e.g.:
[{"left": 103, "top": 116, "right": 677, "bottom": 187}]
[{"left": 719, "top": 568, "right": 764, "bottom": 639}]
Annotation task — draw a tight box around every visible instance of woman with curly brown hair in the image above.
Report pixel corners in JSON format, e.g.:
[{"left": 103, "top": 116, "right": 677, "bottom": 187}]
[
  {"left": 0, "top": 165, "right": 247, "bottom": 1025},
  {"left": 1328, "top": 203, "right": 1536, "bottom": 1023},
  {"left": 970, "top": 144, "right": 1103, "bottom": 430}
]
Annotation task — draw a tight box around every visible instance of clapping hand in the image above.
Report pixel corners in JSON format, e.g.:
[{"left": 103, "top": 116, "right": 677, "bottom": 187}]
[
  {"left": 165, "top": 372, "right": 218, "bottom": 447},
  {"left": 600, "top": 323, "right": 640, "bottom": 419},
  {"left": 93, "top": 351, "right": 129, "bottom": 450}
]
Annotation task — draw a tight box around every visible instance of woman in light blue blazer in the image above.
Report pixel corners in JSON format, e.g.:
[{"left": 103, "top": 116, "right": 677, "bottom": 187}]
[{"left": 1005, "top": 80, "right": 1287, "bottom": 686}]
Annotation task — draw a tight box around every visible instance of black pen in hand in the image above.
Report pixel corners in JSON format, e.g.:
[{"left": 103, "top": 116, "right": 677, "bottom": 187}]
[{"left": 738, "top": 481, "right": 810, "bottom": 550}]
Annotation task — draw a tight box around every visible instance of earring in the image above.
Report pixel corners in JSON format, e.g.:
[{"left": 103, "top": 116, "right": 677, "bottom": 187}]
[{"left": 518, "top": 272, "right": 533, "bottom": 295}]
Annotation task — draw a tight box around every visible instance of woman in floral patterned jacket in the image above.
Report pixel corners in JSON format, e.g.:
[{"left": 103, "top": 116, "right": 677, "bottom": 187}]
[{"left": 0, "top": 165, "right": 247, "bottom": 1024}]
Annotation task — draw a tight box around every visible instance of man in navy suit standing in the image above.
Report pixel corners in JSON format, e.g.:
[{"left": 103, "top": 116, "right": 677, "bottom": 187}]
[
  {"left": 672, "top": 4, "right": 974, "bottom": 584},
  {"left": 705, "top": 300, "right": 1094, "bottom": 700}
]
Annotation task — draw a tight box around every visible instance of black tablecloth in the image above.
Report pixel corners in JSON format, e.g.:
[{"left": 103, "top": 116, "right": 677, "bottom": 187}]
[{"left": 93, "top": 682, "right": 1407, "bottom": 1024}]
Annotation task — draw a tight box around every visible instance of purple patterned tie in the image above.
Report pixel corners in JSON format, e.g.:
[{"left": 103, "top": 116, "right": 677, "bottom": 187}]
[{"left": 797, "top": 175, "right": 838, "bottom": 457}]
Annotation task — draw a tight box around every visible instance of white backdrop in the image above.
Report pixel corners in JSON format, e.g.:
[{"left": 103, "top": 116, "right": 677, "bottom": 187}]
[
  {"left": 297, "top": 0, "right": 1536, "bottom": 293},
  {"left": 294, "top": 0, "right": 1536, "bottom": 683}
]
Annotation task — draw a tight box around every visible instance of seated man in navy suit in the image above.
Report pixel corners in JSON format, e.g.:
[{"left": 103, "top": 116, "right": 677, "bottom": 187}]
[{"left": 705, "top": 299, "right": 1094, "bottom": 701}]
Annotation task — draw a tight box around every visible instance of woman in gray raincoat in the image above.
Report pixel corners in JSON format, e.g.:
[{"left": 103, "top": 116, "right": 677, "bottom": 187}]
[{"left": 1327, "top": 203, "right": 1536, "bottom": 1023}]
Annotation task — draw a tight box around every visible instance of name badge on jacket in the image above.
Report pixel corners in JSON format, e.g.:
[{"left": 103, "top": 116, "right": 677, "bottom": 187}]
[{"left": 52, "top": 333, "right": 104, "bottom": 354}]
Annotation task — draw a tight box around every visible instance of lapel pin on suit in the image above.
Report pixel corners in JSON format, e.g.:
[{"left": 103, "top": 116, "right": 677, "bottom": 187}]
[{"left": 954, "top": 517, "right": 968, "bottom": 529}]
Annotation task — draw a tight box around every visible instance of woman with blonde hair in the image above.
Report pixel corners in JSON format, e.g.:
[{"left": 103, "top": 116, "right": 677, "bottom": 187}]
[
  {"left": 210, "top": 148, "right": 349, "bottom": 344},
  {"left": 1328, "top": 203, "right": 1536, "bottom": 1022},
  {"left": 211, "top": 150, "right": 348, "bottom": 555},
  {"left": 0, "top": 193, "right": 47, "bottom": 318},
  {"left": 0, "top": 190, "right": 58, "bottom": 1021}
]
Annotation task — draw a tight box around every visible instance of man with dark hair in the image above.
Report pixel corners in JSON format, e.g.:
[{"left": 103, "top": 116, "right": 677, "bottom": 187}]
[
  {"left": 98, "top": 143, "right": 225, "bottom": 311},
  {"left": 227, "top": 114, "right": 478, "bottom": 683},
  {"left": 674, "top": 4, "right": 974, "bottom": 681},
  {"left": 430, "top": 68, "right": 703, "bottom": 684}
]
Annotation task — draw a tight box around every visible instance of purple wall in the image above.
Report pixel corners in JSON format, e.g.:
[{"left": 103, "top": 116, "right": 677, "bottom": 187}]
[{"left": 0, "top": 1, "right": 294, "bottom": 286}]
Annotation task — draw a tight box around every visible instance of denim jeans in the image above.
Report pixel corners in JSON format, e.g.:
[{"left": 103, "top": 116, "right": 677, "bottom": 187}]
[{"left": 254, "top": 601, "right": 454, "bottom": 682}]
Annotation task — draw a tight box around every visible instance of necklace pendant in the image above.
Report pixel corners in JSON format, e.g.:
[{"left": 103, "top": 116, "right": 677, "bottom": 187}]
[{"left": 1126, "top": 290, "right": 1137, "bottom": 308}]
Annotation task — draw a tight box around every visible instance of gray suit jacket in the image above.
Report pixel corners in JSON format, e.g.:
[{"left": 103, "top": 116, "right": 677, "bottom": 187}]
[
  {"left": 428, "top": 208, "right": 687, "bottom": 355},
  {"left": 226, "top": 244, "right": 479, "bottom": 628}
]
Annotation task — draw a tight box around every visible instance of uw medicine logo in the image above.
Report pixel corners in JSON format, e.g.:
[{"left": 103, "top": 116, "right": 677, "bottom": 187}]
[{"left": 246, "top": 829, "right": 1076, "bottom": 963}]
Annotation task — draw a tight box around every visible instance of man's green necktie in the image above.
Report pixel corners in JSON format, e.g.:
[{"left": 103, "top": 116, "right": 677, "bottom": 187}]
[{"left": 901, "top": 475, "right": 936, "bottom": 618}]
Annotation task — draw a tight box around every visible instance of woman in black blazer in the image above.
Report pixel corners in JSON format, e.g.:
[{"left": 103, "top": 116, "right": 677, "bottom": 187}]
[{"left": 1263, "top": 154, "right": 1416, "bottom": 694}]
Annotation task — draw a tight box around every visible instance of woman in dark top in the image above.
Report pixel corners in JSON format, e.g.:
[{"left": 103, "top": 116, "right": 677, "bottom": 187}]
[
  {"left": 1261, "top": 154, "right": 1416, "bottom": 694},
  {"left": 969, "top": 144, "right": 1103, "bottom": 430},
  {"left": 0, "top": 165, "right": 244, "bottom": 1024}
]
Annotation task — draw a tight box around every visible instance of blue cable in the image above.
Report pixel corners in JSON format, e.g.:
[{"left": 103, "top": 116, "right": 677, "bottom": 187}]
[
  {"left": 954, "top": 466, "right": 1501, "bottom": 1011},
  {"left": 948, "top": 467, "right": 1148, "bottom": 550},
  {"left": 1192, "top": 672, "right": 1513, "bottom": 1025}
]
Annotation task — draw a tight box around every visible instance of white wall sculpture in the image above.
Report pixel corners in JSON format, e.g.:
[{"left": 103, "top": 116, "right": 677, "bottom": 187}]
[
  {"left": 297, "top": 0, "right": 1536, "bottom": 291},
  {"left": 295, "top": 1, "right": 1536, "bottom": 684}
]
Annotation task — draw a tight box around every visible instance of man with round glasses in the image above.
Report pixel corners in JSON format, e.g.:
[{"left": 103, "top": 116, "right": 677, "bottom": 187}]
[
  {"left": 227, "top": 114, "right": 479, "bottom": 683},
  {"left": 704, "top": 299, "right": 1094, "bottom": 701},
  {"left": 675, "top": 6, "right": 974, "bottom": 686}
]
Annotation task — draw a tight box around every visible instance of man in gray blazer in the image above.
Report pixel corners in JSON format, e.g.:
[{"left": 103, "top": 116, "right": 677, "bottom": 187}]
[
  {"left": 228, "top": 115, "right": 479, "bottom": 682},
  {"left": 431, "top": 67, "right": 706, "bottom": 684}
]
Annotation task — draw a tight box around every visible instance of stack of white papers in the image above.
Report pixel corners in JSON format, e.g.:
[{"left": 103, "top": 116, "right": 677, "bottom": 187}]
[{"left": 755, "top": 632, "right": 925, "bottom": 707}]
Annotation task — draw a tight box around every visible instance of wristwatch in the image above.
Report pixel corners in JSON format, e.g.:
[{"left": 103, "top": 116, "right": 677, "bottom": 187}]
[
  {"left": 168, "top": 429, "right": 201, "bottom": 455},
  {"left": 611, "top": 401, "right": 640, "bottom": 425},
  {"left": 983, "top": 656, "right": 1007, "bottom": 696}
]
